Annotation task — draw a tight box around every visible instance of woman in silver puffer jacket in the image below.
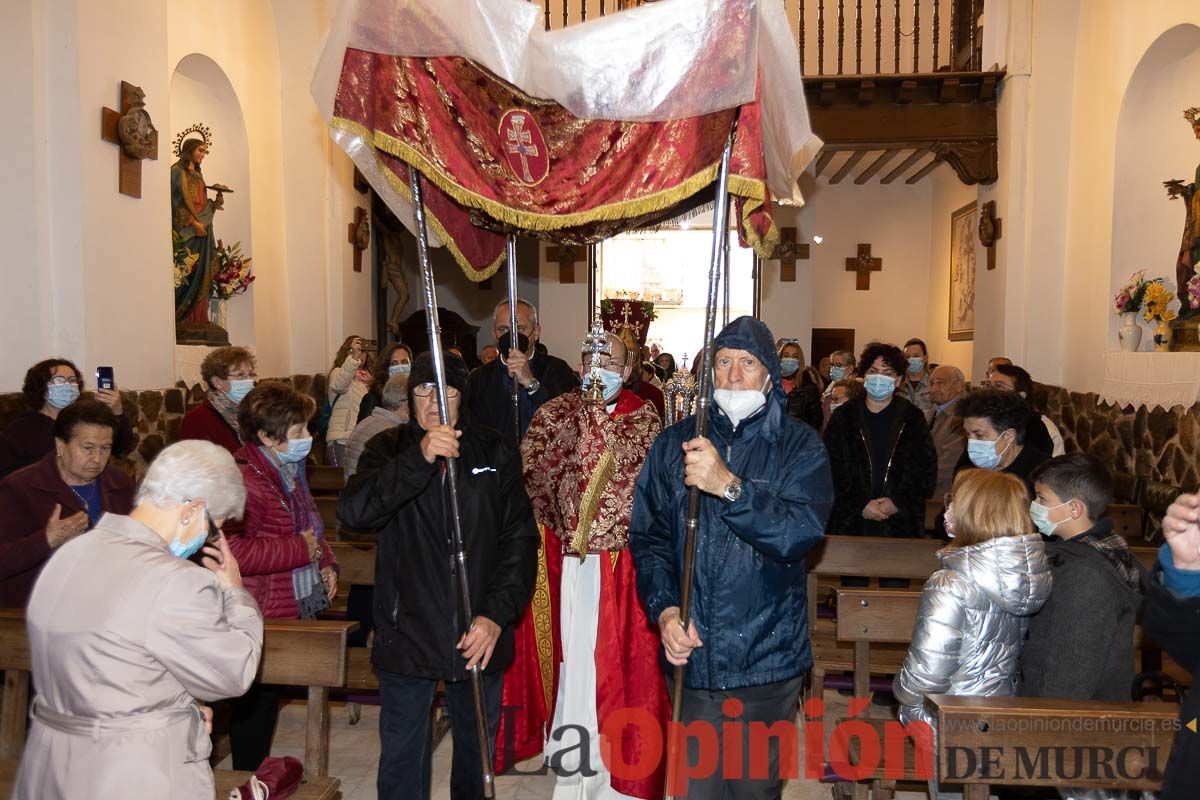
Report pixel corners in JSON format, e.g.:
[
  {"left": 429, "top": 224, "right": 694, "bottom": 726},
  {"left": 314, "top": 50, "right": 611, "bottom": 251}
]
[{"left": 894, "top": 469, "right": 1052, "bottom": 733}]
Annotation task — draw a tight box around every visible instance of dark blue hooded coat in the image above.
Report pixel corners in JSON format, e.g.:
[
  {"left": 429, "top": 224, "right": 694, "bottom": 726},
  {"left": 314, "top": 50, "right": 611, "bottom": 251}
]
[{"left": 628, "top": 316, "right": 834, "bottom": 690}]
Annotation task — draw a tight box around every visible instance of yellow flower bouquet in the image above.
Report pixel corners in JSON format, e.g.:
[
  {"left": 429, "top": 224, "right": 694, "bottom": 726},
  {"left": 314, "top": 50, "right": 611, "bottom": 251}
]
[{"left": 1143, "top": 282, "right": 1178, "bottom": 351}]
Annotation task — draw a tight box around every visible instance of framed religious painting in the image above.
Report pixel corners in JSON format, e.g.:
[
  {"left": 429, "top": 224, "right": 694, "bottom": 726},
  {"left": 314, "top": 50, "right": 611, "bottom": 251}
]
[{"left": 948, "top": 201, "right": 977, "bottom": 342}]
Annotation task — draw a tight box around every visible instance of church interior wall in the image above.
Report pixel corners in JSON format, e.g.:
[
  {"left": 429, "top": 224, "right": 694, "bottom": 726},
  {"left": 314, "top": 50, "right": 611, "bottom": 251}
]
[{"left": 1055, "top": 2, "right": 1200, "bottom": 393}]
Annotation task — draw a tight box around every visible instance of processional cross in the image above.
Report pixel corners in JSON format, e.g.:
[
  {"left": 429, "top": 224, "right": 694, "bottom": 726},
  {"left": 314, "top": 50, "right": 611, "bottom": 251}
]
[
  {"left": 845, "top": 243, "right": 883, "bottom": 291},
  {"left": 581, "top": 319, "right": 610, "bottom": 403}
]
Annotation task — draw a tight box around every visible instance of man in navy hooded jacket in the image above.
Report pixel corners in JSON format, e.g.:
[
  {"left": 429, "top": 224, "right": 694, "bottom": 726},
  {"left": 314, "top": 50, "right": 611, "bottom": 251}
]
[{"left": 629, "top": 316, "right": 834, "bottom": 800}]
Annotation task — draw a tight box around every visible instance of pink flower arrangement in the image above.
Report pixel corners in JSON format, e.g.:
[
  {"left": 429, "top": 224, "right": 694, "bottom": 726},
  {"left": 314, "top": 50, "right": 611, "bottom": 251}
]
[
  {"left": 1112, "top": 270, "right": 1156, "bottom": 315},
  {"left": 1187, "top": 273, "right": 1200, "bottom": 311},
  {"left": 210, "top": 239, "right": 255, "bottom": 300}
]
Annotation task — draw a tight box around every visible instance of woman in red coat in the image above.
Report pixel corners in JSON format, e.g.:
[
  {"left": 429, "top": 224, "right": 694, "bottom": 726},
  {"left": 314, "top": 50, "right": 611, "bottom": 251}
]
[
  {"left": 222, "top": 381, "right": 338, "bottom": 770},
  {"left": 178, "top": 346, "right": 257, "bottom": 455}
]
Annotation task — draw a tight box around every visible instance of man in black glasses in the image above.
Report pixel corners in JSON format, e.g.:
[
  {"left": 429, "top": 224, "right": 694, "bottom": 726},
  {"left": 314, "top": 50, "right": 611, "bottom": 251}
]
[{"left": 338, "top": 352, "right": 538, "bottom": 800}]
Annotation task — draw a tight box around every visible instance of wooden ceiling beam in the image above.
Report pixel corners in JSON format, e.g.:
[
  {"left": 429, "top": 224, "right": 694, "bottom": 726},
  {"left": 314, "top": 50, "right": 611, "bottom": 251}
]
[
  {"left": 880, "top": 150, "right": 927, "bottom": 184},
  {"left": 829, "top": 151, "right": 867, "bottom": 184},
  {"left": 905, "top": 155, "right": 944, "bottom": 184},
  {"left": 812, "top": 151, "right": 835, "bottom": 179},
  {"left": 854, "top": 149, "right": 901, "bottom": 184}
]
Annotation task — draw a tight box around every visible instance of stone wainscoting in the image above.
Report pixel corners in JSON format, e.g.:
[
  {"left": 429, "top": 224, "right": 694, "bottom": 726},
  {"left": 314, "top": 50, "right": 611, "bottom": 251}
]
[
  {"left": 1041, "top": 386, "right": 1200, "bottom": 494},
  {"left": 0, "top": 374, "right": 328, "bottom": 478}
]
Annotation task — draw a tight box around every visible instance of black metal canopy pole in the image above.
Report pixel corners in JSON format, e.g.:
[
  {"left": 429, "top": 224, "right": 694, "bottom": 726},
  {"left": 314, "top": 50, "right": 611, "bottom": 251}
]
[
  {"left": 664, "top": 123, "right": 736, "bottom": 800},
  {"left": 408, "top": 167, "right": 496, "bottom": 799},
  {"left": 506, "top": 235, "right": 521, "bottom": 445}
]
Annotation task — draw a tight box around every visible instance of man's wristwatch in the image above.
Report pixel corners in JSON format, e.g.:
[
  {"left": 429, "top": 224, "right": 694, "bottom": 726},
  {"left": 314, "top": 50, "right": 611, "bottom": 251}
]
[
  {"left": 722, "top": 477, "right": 743, "bottom": 503},
  {"left": 525, "top": 378, "right": 541, "bottom": 394}
]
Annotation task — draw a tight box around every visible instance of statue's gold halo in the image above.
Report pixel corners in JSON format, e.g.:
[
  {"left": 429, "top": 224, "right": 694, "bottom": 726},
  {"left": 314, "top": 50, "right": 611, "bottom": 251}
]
[{"left": 172, "top": 123, "right": 213, "bottom": 159}]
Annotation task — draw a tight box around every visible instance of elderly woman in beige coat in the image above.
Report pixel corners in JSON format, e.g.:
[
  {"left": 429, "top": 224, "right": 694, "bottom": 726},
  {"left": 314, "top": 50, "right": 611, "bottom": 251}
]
[{"left": 15, "top": 440, "right": 263, "bottom": 800}]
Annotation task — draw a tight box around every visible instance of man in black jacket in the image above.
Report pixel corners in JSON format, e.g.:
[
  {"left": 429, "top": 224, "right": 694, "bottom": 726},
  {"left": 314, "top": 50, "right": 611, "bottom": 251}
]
[
  {"left": 466, "top": 299, "right": 579, "bottom": 443},
  {"left": 823, "top": 342, "right": 936, "bottom": 536},
  {"left": 1147, "top": 492, "right": 1200, "bottom": 800},
  {"left": 338, "top": 352, "right": 538, "bottom": 800}
]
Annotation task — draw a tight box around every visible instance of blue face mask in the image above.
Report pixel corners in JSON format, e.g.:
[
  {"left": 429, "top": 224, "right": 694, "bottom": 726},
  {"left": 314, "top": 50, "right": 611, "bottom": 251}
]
[
  {"left": 168, "top": 514, "right": 207, "bottom": 559},
  {"left": 1029, "top": 500, "right": 1070, "bottom": 537},
  {"left": 830, "top": 366, "right": 848, "bottom": 382},
  {"left": 227, "top": 379, "right": 254, "bottom": 405},
  {"left": 907, "top": 357, "right": 925, "bottom": 374},
  {"left": 864, "top": 374, "right": 896, "bottom": 402},
  {"left": 278, "top": 436, "right": 313, "bottom": 464},
  {"left": 586, "top": 370, "right": 625, "bottom": 403},
  {"left": 967, "top": 434, "right": 1012, "bottom": 470},
  {"left": 389, "top": 363, "right": 411, "bottom": 377},
  {"left": 780, "top": 358, "right": 800, "bottom": 377},
  {"left": 47, "top": 383, "right": 80, "bottom": 409}
]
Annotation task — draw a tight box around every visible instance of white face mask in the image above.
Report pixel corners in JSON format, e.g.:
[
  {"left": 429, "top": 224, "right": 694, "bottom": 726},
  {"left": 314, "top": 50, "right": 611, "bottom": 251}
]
[{"left": 713, "top": 376, "right": 770, "bottom": 429}]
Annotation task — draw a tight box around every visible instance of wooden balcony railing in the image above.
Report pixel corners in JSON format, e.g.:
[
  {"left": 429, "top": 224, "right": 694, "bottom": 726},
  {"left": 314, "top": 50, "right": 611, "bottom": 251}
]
[{"left": 532, "top": 0, "right": 984, "bottom": 76}]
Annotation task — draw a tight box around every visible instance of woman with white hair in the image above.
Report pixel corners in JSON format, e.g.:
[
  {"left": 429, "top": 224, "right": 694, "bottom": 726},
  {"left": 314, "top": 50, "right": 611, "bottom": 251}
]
[{"left": 14, "top": 440, "right": 263, "bottom": 800}]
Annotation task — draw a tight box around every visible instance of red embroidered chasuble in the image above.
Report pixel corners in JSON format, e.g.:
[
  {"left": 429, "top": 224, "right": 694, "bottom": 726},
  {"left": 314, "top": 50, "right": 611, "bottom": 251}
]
[{"left": 496, "top": 389, "right": 667, "bottom": 799}]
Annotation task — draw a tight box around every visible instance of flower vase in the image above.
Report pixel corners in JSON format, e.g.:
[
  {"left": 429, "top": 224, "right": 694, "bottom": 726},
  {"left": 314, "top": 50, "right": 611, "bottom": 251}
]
[
  {"left": 209, "top": 297, "right": 228, "bottom": 330},
  {"left": 1154, "top": 319, "right": 1173, "bottom": 352},
  {"left": 1117, "top": 313, "right": 1142, "bottom": 352}
]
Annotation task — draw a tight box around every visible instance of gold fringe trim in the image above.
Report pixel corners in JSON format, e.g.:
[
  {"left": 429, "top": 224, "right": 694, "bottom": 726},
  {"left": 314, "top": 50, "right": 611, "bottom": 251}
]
[
  {"left": 531, "top": 526, "right": 555, "bottom": 719},
  {"left": 332, "top": 115, "right": 769, "bottom": 234},
  {"left": 569, "top": 450, "right": 615, "bottom": 560},
  {"left": 331, "top": 118, "right": 505, "bottom": 281}
]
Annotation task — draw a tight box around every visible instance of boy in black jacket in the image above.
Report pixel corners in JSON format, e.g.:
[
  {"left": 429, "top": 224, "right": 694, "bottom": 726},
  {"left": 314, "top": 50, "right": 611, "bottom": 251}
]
[{"left": 1019, "top": 454, "right": 1144, "bottom": 701}]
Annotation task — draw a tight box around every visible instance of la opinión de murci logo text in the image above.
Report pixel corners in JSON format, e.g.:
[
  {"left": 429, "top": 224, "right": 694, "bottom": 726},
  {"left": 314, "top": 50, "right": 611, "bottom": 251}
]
[{"left": 497, "top": 697, "right": 1177, "bottom": 793}]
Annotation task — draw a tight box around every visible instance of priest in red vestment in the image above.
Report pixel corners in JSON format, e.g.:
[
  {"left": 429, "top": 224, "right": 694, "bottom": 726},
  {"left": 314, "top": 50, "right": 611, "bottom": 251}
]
[{"left": 497, "top": 323, "right": 667, "bottom": 800}]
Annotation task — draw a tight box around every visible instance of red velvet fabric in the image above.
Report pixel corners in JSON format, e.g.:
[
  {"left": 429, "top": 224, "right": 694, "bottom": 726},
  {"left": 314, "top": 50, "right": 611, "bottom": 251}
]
[{"left": 331, "top": 51, "right": 781, "bottom": 276}]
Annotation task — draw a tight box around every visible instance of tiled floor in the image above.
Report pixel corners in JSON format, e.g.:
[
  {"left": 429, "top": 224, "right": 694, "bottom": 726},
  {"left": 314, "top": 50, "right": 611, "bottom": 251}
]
[{"left": 246, "top": 693, "right": 931, "bottom": 800}]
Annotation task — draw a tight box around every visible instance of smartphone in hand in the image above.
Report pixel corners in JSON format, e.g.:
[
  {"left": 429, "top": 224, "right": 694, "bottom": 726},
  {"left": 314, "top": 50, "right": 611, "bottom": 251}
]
[{"left": 96, "top": 366, "right": 115, "bottom": 391}]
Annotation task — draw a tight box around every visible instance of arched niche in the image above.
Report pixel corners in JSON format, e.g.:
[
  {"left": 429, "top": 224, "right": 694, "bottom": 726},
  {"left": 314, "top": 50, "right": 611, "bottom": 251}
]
[
  {"left": 170, "top": 53, "right": 255, "bottom": 350},
  {"left": 1110, "top": 24, "right": 1200, "bottom": 350}
]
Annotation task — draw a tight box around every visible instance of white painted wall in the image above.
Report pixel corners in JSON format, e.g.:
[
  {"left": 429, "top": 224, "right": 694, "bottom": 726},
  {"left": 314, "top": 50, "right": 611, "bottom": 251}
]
[
  {"left": 1110, "top": 24, "right": 1200, "bottom": 351},
  {"left": 0, "top": 0, "right": 376, "bottom": 391}
]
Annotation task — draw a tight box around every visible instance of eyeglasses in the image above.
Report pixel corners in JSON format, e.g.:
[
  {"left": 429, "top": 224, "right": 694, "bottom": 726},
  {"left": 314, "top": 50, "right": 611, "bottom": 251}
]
[
  {"left": 48, "top": 376, "right": 79, "bottom": 386},
  {"left": 412, "top": 383, "right": 460, "bottom": 399}
]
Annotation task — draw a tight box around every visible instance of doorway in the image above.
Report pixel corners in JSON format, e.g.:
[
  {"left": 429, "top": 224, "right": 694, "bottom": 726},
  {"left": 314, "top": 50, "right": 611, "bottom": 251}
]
[{"left": 595, "top": 228, "right": 757, "bottom": 368}]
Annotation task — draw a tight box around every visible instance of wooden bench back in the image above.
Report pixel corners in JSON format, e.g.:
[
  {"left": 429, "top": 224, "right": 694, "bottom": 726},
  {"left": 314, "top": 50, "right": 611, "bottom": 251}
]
[
  {"left": 328, "top": 542, "right": 375, "bottom": 587},
  {"left": 306, "top": 465, "right": 346, "bottom": 495},
  {"left": 836, "top": 589, "right": 920, "bottom": 644},
  {"left": 0, "top": 609, "right": 356, "bottom": 777},
  {"left": 930, "top": 694, "right": 1174, "bottom": 796}
]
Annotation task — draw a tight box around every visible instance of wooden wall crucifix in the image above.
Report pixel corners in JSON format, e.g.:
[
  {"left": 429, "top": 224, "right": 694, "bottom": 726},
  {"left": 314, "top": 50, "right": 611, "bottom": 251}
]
[
  {"left": 546, "top": 243, "right": 587, "bottom": 284},
  {"left": 101, "top": 81, "right": 159, "bottom": 198},
  {"left": 777, "top": 227, "right": 811, "bottom": 282},
  {"left": 348, "top": 207, "right": 369, "bottom": 272},
  {"left": 845, "top": 243, "right": 883, "bottom": 290},
  {"left": 978, "top": 200, "right": 1002, "bottom": 270}
]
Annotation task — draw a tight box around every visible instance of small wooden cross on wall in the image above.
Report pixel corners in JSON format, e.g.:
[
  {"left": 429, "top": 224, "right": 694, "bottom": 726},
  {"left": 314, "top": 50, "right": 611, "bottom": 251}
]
[
  {"left": 101, "top": 81, "right": 159, "bottom": 198},
  {"left": 777, "top": 227, "right": 811, "bottom": 283},
  {"left": 347, "top": 207, "right": 369, "bottom": 273},
  {"left": 845, "top": 243, "right": 883, "bottom": 290},
  {"left": 978, "top": 200, "right": 1002, "bottom": 271},
  {"left": 546, "top": 243, "right": 587, "bottom": 284}
]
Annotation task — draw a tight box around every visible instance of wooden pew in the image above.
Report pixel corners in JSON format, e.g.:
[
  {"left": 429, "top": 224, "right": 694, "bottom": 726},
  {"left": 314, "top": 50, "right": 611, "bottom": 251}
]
[
  {"left": 930, "top": 694, "right": 1176, "bottom": 799},
  {"left": 806, "top": 537, "right": 941, "bottom": 699},
  {"left": 0, "top": 609, "right": 355, "bottom": 799},
  {"left": 327, "top": 541, "right": 375, "bottom": 613},
  {"left": 834, "top": 589, "right": 926, "bottom": 800}
]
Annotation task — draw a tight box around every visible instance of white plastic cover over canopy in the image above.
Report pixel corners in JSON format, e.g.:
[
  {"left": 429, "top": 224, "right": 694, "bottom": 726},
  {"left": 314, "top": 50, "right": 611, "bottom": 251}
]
[{"left": 312, "top": 0, "right": 820, "bottom": 244}]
